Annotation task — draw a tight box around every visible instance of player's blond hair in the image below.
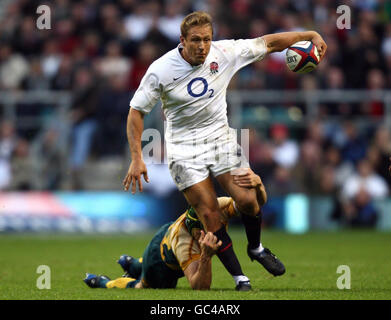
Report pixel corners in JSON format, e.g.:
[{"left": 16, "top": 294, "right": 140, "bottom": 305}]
[{"left": 180, "top": 11, "right": 213, "bottom": 38}]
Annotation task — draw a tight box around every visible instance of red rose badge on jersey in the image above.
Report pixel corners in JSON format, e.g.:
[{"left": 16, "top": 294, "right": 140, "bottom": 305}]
[{"left": 210, "top": 61, "right": 219, "bottom": 74}]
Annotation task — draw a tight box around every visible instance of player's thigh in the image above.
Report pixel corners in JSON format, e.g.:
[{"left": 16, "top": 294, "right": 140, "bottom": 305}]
[
  {"left": 182, "top": 176, "right": 222, "bottom": 232},
  {"left": 215, "top": 171, "right": 259, "bottom": 216}
]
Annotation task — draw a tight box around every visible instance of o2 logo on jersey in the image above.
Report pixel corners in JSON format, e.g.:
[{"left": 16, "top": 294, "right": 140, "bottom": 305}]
[{"left": 187, "top": 77, "right": 214, "bottom": 98}]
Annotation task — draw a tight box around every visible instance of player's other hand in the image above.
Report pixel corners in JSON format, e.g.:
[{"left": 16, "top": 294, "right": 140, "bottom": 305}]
[
  {"left": 311, "top": 31, "right": 327, "bottom": 61},
  {"left": 123, "top": 159, "right": 149, "bottom": 194},
  {"left": 199, "top": 231, "right": 222, "bottom": 257}
]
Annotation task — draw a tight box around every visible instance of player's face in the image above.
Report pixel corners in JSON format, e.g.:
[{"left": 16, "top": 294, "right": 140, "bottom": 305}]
[{"left": 180, "top": 25, "right": 212, "bottom": 66}]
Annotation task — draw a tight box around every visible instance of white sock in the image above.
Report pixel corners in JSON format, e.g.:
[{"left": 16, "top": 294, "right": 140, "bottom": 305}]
[
  {"left": 233, "top": 275, "right": 250, "bottom": 285},
  {"left": 250, "top": 243, "right": 264, "bottom": 254}
]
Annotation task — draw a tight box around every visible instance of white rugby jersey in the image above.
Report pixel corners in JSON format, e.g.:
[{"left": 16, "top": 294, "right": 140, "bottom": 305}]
[{"left": 129, "top": 38, "right": 267, "bottom": 144}]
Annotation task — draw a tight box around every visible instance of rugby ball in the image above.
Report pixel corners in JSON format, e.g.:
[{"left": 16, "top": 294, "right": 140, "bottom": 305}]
[{"left": 286, "top": 41, "right": 320, "bottom": 74}]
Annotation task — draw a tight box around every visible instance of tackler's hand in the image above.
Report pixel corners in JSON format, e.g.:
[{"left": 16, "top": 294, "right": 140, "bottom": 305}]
[
  {"left": 232, "top": 168, "right": 262, "bottom": 188},
  {"left": 199, "top": 231, "right": 222, "bottom": 258}
]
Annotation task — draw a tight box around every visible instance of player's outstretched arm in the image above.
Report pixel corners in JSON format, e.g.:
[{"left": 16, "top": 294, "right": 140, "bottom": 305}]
[
  {"left": 232, "top": 168, "right": 267, "bottom": 206},
  {"left": 123, "top": 107, "right": 149, "bottom": 194},
  {"left": 184, "top": 231, "right": 222, "bottom": 290},
  {"left": 262, "top": 31, "right": 327, "bottom": 60}
]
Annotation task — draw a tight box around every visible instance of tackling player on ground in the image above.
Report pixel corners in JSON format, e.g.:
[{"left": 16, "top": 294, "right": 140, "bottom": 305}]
[
  {"left": 123, "top": 11, "right": 327, "bottom": 290},
  {"left": 85, "top": 169, "right": 267, "bottom": 290}
]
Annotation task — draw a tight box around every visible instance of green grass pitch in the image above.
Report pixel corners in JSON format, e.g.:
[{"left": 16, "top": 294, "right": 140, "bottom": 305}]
[{"left": 1, "top": 229, "right": 390, "bottom": 300}]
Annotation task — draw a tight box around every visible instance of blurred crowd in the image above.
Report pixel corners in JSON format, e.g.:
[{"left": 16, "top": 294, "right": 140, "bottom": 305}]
[
  {"left": 1, "top": 0, "right": 391, "bottom": 227},
  {"left": 249, "top": 121, "right": 390, "bottom": 228}
]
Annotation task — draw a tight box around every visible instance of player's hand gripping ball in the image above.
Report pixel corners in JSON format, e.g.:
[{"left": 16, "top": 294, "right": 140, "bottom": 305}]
[{"left": 286, "top": 41, "right": 320, "bottom": 74}]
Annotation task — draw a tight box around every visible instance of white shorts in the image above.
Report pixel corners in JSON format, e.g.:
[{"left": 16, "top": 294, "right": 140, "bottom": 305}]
[{"left": 166, "top": 127, "right": 249, "bottom": 191}]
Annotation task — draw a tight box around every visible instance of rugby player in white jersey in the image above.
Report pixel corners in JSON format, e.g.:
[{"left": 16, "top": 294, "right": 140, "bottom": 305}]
[
  {"left": 85, "top": 169, "right": 267, "bottom": 291},
  {"left": 123, "top": 11, "right": 327, "bottom": 290}
]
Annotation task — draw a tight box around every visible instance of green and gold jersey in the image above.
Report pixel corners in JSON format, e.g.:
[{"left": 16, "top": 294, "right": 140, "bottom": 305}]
[{"left": 160, "top": 197, "right": 239, "bottom": 271}]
